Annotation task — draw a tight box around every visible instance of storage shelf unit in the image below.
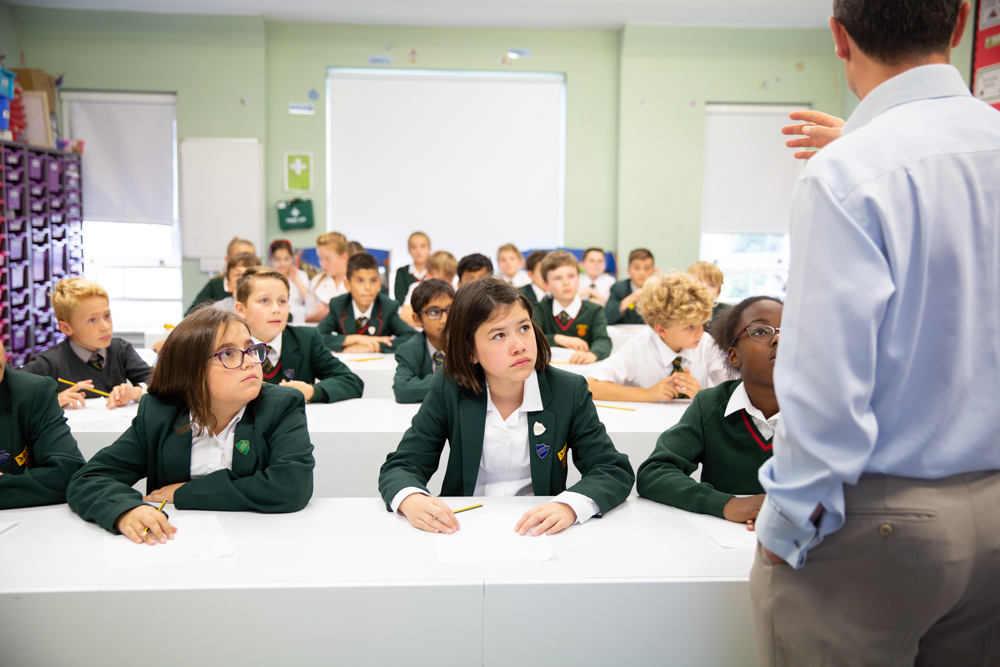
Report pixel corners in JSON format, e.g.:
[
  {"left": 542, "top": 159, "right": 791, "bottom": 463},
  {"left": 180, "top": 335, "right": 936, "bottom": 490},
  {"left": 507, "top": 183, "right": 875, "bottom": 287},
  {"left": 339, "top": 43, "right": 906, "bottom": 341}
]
[{"left": 1, "top": 141, "right": 83, "bottom": 367}]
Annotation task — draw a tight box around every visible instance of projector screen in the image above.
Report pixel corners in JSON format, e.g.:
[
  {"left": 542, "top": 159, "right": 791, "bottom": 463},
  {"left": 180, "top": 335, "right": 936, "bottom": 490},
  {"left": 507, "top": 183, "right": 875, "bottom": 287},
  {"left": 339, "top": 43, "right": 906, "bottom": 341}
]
[{"left": 326, "top": 68, "right": 566, "bottom": 284}]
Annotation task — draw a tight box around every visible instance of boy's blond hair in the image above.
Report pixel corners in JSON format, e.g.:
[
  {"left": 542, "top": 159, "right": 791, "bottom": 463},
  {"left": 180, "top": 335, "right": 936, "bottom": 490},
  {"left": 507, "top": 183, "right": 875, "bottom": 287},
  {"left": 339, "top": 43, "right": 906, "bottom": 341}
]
[
  {"left": 427, "top": 250, "right": 458, "bottom": 280},
  {"left": 346, "top": 241, "right": 365, "bottom": 257},
  {"left": 227, "top": 236, "right": 255, "bottom": 256},
  {"left": 686, "top": 261, "right": 724, "bottom": 288},
  {"left": 316, "top": 231, "right": 348, "bottom": 254},
  {"left": 538, "top": 250, "right": 579, "bottom": 281},
  {"left": 637, "top": 272, "right": 712, "bottom": 329},
  {"left": 52, "top": 277, "right": 109, "bottom": 322},
  {"left": 236, "top": 266, "right": 290, "bottom": 305},
  {"left": 497, "top": 243, "right": 522, "bottom": 260}
]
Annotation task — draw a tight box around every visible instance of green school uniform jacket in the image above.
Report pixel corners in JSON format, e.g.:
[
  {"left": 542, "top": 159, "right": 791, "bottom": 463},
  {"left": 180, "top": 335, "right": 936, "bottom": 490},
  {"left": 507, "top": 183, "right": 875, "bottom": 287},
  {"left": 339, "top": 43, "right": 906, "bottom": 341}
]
[
  {"left": 262, "top": 326, "right": 364, "bottom": 403},
  {"left": 379, "top": 367, "right": 635, "bottom": 514},
  {"left": 187, "top": 275, "right": 229, "bottom": 315},
  {"left": 636, "top": 380, "right": 771, "bottom": 519},
  {"left": 394, "top": 265, "right": 419, "bottom": 305},
  {"left": 317, "top": 292, "right": 416, "bottom": 353},
  {"left": 518, "top": 283, "right": 538, "bottom": 306},
  {"left": 604, "top": 279, "right": 645, "bottom": 325},
  {"left": 393, "top": 332, "right": 444, "bottom": 403},
  {"left": 67, "top": 384, "right": 315, "bottom": 533},
  {"left": 533, "top": 297, "right": 613, "bottom": 360},
  {"left": 0, "top": 368, "right": 85, "bottom": 509}
]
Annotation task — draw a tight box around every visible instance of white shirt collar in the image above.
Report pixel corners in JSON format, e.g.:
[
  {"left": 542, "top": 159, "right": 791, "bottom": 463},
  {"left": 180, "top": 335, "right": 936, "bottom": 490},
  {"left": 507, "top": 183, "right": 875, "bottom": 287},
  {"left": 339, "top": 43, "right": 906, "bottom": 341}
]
[
  {"left": 69, "top": 339, "right": 106, "bottom": 363},
  {"left": 485, "top": 369, "right": 544, "bottom": 429},
  {"left": 553, "top": 294, "right": 583, "bottom": 320},
  {"left": 649, "top": 328, "right": 690, "bottom": 369},
  {"left": 353, "top": 299, "right": 375, "bottom": 321},
  {"left": 723, "top": 380, "right": 781, "bottom": 439},
  {"left": 409, "top": 265, "right": 427, "bottom": 280},
  {"left": 192, "top": 404, "right": 247, "bottom": 440},
  {"left": 531, "top": 283, "right": 548, "bottom": 302},
  {"left": 252, "top": 333, "right": 282, "bottom": 362}
]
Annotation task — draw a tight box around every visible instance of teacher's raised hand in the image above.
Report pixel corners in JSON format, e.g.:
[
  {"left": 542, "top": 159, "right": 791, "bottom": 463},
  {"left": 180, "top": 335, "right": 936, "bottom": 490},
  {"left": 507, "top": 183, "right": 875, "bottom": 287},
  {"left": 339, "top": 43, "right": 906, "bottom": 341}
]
[{"left": 782, "top": 110, "right": 845, "bottom": 160}]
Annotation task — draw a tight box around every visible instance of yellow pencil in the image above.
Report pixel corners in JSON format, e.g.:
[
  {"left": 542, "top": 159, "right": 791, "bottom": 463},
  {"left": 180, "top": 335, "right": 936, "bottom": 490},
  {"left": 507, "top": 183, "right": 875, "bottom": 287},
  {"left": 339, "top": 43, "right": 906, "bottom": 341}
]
[
  {"left": 142, "top": 499, "right": 168, "bottom": 536},
  {"left": 58, "top": 378, "right": 111, "bottom": 397},
  {"left": 453, "top": 504, "right": 483, "bottom": 514},
  {"left": 350, "top": 357, "right": 382, "bottom": 362},
  {"left": 164, "top": 324, "right": 174, "bottom": 329},
  {"left": 594, "top": 404, "right": 636, "bottom": 412}
]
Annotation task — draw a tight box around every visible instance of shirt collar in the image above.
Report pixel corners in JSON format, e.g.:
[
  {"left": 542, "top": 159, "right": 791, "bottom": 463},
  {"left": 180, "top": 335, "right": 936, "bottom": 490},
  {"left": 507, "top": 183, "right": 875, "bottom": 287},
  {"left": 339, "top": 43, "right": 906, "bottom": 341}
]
[
  {"left": 69, "top": 339, "right": 106, "bottom": 363},
  {"left": 426, "top": 338, "right": 441, "bottom": 357},
  {"left": 843, "top": 64, "right": 972, "bottom": 136},
  {"left": 252, "top": 333, "right": 282, "bottom": 358},
  {"left": 649, "top": 328, "right": 689, "bottom": 369},
  {"left": 353, "top": 299, "right": 375, "bottom": 321},
  {"left": 485, "top": 369, "right": 543, "bottom": 426},
  {"left": 553, "top": 295, "right": 583, "bottom": 319},
  {"left": 193, "top": 404, "right": 247, "bottom": 439},
  {"left": 531, "top": 283, "right": 548, "bottom": 301},
  {"left": 409, "top": 265, "right": 427, "bottom": 280},
  {"left": 629, "top": 280, "right": 640, "bottom": 293},
  {"left": 724, "top": 380, "right": 781, "bottom": 425}
]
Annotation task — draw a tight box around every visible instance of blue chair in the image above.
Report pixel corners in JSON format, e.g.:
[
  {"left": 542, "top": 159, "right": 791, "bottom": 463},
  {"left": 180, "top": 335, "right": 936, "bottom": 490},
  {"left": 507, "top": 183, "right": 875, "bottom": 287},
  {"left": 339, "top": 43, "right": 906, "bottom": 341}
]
[
  {"left": 523, "top": 248, "right": 618, "bottom": 277},
  {"left": 299, "top": 246, "right": 393, "bottom": 294}
]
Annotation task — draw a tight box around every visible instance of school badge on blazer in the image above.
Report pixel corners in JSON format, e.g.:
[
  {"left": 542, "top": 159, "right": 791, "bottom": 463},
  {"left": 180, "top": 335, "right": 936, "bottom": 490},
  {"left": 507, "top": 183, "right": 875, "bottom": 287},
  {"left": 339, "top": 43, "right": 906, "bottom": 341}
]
[
  {"left": 14, "top": 446, "right": 29, "bottom": 466},
  {"left": 576, "top": 324, "right": 588, "bottom": 337},
  {"left": 557, "top": 444, "right": 568, "bottom": 468},
  {"left": 235, "top": 440, "right": 251, "bottom": 455},
  {"left": 284, "top": 369, "right": 295, "bottom": 380},
  {"left": 535, "top": 443, "right": 550, "bottom": 459},
  {"left": 0, "top": 451, "right": 8, "bottom": 465}
]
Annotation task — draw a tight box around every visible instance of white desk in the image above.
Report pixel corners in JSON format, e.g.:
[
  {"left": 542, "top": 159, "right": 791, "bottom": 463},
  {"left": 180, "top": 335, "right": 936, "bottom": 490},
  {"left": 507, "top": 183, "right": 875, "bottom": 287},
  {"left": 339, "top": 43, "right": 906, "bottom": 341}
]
[{"left": 0, "top": 497, "right": 756, "bottom": 667}]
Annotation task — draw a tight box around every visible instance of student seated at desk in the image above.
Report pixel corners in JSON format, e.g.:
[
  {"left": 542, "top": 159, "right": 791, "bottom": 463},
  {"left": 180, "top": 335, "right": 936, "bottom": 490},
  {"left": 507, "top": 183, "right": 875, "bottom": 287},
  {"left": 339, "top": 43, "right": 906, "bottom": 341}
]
[
  {"left": 234, "top": 266, "right": 363, "bottom": 403},
  {"left": 318, "top": 252, "right": 416, "bottom": 353},
  {"left": 398, "top": 250, "right": 458, "bottom": 324},
  {"left": 0, "top": 339, "right": 86, "bottom": 509},
  {"left": 306, "top": 231, "right": 350, "bottom": 323},
  {"left": 587, "top": 272, "right": 726, "bottom": 402},
  {"left": 23, "top": 277, "right": 150, "bottom": 410},
  {"left": 687, "top": 261, "right": 731, "bottom": 323},
  {"left": 496, "top": 243, "right": 532, "bottom": 288},
  {"left": 269, "top": 239, "right": 311, "bottom": 310},
  {"left": 605, "top": 248, "right": 657, "bottom": 325},
  {"left": 532, "top": 250, "right": 611, "bottom": 365},
  {"left": 186, "top": 236, "right": 255, "bottom": 315},
  {"left": 578, "top": 247, "right": 616, "bottom": 307},
  {"left": 379, "top": 277, "right": 634, "bottom": 537},
  {"left": 211, "top": 253, "right": 262, "bottom": 313},
  {"left": 636, "top": 297, "right": 782, "bottom": 529},
  {"left": 393, "top": 279, "right": 455, "bottom": 403},
  {"left": 394, "top": 231, "right": 431, "bottom": 305},
  {"left": 456, "top": 253, "right": 494, "bottom": 286},
  {"left": 67, "top": 308, "right": 315, "bottom": 545},
  {"left": 517, "top": 249, "right": 549, "bottom": 305}
]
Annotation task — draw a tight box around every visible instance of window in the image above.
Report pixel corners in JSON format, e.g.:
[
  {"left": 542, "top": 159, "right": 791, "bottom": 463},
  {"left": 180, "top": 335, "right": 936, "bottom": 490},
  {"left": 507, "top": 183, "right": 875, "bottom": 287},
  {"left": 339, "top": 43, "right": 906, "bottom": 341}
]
[
  {"left": 700, "top": 104, "right": 806, "bottom": 301},
  {"left": 61, "top": 91, "right": 182, "bottom": 332}
]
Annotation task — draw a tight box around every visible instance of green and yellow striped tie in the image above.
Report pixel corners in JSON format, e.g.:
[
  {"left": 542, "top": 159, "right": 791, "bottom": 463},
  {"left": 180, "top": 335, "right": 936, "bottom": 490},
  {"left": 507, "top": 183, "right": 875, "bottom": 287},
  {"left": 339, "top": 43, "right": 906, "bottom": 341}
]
[
  {"left": 88, "top": 353, "right": 104, "bottom": 372},
  {"left": 672, "top": 356, "right": 689, "bottom": 399}
]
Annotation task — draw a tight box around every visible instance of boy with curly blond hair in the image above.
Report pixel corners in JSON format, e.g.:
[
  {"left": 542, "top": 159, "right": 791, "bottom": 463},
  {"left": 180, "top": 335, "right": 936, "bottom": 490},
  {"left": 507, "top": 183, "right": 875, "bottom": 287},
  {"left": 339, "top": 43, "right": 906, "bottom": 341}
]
[{"left": 587, "top": 272, "right": 727, "bottom": 402}]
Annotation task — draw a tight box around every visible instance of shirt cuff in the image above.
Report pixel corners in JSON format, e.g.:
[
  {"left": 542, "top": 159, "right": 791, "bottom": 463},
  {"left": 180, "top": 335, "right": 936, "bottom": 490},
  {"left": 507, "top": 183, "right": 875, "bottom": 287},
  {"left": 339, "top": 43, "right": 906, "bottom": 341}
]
[
  {"left": 754, "top": 496, "right": 823, "bottom": 569},
  {"left": 390, "top": 487, "right": 428, "bottom": 515},
  {"left": 553, "top": 491, "right": 601, "bottom": 524}
]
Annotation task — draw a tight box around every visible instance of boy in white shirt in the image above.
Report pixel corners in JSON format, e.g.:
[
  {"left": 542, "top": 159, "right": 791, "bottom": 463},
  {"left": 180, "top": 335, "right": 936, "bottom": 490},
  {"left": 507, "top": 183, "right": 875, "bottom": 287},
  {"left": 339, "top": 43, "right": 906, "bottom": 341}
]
[
  {"left": 496, "top": 243, "right": 532, "bottom": 288},
  {"left": 577, "top": 247, "right": 616, "bottom": 306},
  {"left": 587, "top": 272, "right": 727, "bottom": 402}
]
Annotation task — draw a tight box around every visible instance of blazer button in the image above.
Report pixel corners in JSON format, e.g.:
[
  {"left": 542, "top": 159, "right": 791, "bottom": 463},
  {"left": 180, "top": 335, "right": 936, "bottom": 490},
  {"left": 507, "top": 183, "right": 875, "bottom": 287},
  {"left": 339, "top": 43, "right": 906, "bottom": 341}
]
[{"left": 878, "top": 524, "right": 892, "bottom": 537}]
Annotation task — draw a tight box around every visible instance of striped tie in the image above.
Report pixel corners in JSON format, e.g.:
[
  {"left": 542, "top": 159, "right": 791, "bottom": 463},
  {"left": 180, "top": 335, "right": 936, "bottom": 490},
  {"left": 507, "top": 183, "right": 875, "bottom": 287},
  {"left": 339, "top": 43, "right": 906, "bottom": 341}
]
[
  {"left": 432, "top": 350, "right": 445, "bottom": 374},
  {"left": 357, "top": 317, "right": 370, "bottom": 333},
  {"left": 672, "top": 356, "right": 689, "bottom": 399},
  {"left": 88, "top": 353, "right": 104, "bottom": 372},
  {"left": 557, "top": 311, "right": 570, "bottom": 326},
  {"left": 262, "top": 345, "right": 275, "bottom": 375}
]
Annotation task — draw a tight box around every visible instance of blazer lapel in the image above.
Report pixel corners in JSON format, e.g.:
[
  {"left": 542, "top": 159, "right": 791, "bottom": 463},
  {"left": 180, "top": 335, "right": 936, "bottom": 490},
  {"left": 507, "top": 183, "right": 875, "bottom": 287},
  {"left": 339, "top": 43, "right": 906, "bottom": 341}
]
[
  {"left": 527, "top": 372, "right": 558, "bottom": 495},
  {"left": 279, "top": 329, "right": 303, "bottom": 382},
  {"left": 420, "top": 339, "right": 434, "bottom": 377},
  {"left": 373, "top": 297, "right": 386, "bottom": 336},
  {"left": 340, "top": 300, "right": 357, "bottom": 335},
  {"left": 231, "top": 403, "right": 259, "bottom": 477},
  {"left": 162, "top": 410, "right": 194, "bottom": 484},
  {"left": 458, "top": 391, "right": 488, "bottom": 495}
]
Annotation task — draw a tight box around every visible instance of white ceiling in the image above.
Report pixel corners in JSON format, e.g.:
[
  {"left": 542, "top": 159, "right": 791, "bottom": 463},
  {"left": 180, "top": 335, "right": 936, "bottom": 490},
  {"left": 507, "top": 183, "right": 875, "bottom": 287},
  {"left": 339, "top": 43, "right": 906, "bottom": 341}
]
[{"left": 9, "top": 0, "right": 834, "bottom": 30}]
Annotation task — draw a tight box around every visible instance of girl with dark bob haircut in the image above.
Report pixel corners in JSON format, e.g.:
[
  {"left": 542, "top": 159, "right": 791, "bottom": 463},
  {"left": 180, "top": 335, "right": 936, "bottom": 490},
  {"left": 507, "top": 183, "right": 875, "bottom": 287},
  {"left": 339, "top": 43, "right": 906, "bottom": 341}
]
[
  {"left": 379, "top": 277, "right": 634, "bottom": 538},
  {"left": 67, "top": 306, "right": 315, "bottom": 546}
]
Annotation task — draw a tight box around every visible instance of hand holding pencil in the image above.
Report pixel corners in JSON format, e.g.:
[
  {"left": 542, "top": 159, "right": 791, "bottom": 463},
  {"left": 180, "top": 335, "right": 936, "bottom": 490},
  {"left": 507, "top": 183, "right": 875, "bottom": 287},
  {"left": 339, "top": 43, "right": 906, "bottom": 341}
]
[{"left": 57, "top": 379, "right": 96, "bottom": 409}]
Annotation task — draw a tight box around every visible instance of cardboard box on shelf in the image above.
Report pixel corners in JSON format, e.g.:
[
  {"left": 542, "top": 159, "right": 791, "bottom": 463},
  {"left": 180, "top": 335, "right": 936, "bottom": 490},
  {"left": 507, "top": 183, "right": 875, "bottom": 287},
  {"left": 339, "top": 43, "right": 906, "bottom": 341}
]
[{"left": 11, "top": 69, "right": 57, "bottom": 112}]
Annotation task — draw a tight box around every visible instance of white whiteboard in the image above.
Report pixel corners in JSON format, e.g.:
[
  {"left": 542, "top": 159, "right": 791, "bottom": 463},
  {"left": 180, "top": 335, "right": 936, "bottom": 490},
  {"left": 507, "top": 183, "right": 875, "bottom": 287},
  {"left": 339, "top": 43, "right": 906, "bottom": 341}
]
[
  {"left": 327, "top": 69, "right": 566, "bottom": 276},
  {"left": 180, "top": 138, "right": 263, "bottom": 261}
]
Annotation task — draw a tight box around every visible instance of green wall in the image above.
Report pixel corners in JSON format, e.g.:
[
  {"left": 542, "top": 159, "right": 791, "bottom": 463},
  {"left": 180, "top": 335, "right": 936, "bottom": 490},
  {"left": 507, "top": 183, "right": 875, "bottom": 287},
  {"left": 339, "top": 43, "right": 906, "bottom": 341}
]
[{"left": 0, "top": 2, "right": 20, "bottom": 66}]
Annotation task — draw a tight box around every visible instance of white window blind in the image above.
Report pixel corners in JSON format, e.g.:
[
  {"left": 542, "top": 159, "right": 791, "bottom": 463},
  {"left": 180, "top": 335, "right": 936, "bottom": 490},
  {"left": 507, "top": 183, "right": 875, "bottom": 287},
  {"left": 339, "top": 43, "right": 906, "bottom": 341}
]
[
  {"left": 61, "top": 91, "right": 177, "bottom": 225},
  {"left": 327, "top": 69, "right": 566, "bottom": 272},
  {"left": 700, "top": 104, "right": 806, "bottom": 234}
]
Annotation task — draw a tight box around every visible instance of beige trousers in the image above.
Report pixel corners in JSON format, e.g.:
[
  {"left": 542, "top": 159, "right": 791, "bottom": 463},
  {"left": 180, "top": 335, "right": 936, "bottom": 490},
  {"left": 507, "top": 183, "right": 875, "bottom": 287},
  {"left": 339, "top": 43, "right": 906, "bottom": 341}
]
[{"left": 750, "top": 471, "right": 1000, "bottom": 667}]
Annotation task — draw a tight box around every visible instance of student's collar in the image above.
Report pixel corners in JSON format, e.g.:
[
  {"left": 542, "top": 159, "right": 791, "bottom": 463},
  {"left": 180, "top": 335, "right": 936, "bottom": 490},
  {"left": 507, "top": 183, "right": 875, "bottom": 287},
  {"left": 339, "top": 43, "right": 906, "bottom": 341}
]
[
  {"left": 251, "top": 333, "right": 282, "bottom": 357},
  {"left": 629, "top": 280, "right": 640, "bottom": 293},
  {"left": 426, "top": 337, "right": 441, "bottom": 357},
  {"left": 353, "top": 298, "right": 375, "bottom": 320},
  {"left": 531, "top": 283, "right": 548, "bottom": 300},
  {"left": 554, "top": 294, "right": 583, "bottom": 319},
  {"left": 224, "top": 279, "right": 232, "bottom": 293},
  {"left": 724, "top": 380, "right": 780, "bottom": 424},
  {"left": 650, "top": 328, "right": 689, "bottom": 367},
  {"left": 193, "top": 404, "right": 247, "bottom": 439},
  {"left": 409, "top": 266, "right": 427, "bottom": 280},
  {"left": 842, "top": 64, "right": 971, "bottom": 136},
  {"left": 69, "top": 338, "right": 106, "bottom": 363},
  {"left": 485, "top": 369, "right": 543, "bottom": 425}
]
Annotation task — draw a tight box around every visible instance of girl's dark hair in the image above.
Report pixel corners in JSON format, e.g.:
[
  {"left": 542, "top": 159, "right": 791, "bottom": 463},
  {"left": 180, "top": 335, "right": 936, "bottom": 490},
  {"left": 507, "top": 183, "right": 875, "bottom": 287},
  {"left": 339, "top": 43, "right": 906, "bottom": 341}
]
[
  {"left": 456, "top": 253, "right": 494, "bottom": 278},
  {"left": 148, "top": 307, "right": 252, "bottom": 434},
  {"left": 709, "top": 296, "right": 783, "bottom": 377},
  {"left": 444, "top": 277, "right": 550, "bottom": 394},
  {"left": 269, "top": 239, "right": 293, "bottom": 259},
  {"left": 411, "top": 278, "right": 456, "bottom": 314}
]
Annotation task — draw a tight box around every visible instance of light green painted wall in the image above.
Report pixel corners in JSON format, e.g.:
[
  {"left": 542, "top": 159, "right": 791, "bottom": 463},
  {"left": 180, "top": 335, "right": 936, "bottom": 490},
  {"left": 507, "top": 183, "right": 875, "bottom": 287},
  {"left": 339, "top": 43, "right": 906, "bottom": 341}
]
[
  {"left": 264, "top": 24, "right": 620, "bottom": 255},
  {"left": 11, "top": 8, "right": 267, "bottom": 306},
  {"left": 0, "top": 2, "right": 21, "bottom": 66}
]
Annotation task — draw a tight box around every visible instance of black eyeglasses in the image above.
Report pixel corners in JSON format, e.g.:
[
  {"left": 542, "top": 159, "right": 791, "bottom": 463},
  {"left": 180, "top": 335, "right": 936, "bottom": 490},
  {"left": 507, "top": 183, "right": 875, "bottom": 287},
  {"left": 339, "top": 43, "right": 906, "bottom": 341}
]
[
  {"left": 210, "top": 343, "right": 268, "bottom": 369},
  {"left": 415, "top": 306, "right": 451, "bottom": 320},
  {"left": 731, "top": 325, "right": 780, "bottom": 347}
]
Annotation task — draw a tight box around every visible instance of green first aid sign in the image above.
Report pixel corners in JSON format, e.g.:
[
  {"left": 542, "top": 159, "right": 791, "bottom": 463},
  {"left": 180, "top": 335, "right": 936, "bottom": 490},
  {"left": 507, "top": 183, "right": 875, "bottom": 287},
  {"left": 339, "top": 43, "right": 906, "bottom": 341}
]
[{"left": 284, "top": 152, "right": 313, "bottom": 192}]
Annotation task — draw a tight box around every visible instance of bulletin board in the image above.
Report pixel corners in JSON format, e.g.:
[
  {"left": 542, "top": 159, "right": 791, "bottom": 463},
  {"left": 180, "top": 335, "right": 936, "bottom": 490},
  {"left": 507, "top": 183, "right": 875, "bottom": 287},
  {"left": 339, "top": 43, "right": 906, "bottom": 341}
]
[{"left": 973, "top": 0, "right": 1000, "bottom": 110}]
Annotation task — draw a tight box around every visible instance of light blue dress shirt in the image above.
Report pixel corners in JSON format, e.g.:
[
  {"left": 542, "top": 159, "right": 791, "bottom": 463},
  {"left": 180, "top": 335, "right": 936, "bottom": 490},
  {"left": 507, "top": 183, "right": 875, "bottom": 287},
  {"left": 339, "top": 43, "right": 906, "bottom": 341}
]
[{"left": 756, "top": 64, "right": 1000, "bottom": 568}]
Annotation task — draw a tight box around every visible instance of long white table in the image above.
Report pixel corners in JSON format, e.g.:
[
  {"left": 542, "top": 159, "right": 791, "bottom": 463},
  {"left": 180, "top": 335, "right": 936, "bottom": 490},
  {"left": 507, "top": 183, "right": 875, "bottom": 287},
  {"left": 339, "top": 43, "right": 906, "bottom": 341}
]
[
  {"left": 65, "top": 397, "right": 687, "bottom": 498},
  {"left": 0, "top": 497, "right": 756, "bottom": 667}
]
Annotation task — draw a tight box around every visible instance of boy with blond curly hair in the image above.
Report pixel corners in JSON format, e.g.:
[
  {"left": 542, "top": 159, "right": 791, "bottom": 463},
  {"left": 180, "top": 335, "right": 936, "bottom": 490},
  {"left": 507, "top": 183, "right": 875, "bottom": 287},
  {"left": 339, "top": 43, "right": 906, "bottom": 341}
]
[{"left": 587, "top": 272, "right": 727, "bottom": 402}]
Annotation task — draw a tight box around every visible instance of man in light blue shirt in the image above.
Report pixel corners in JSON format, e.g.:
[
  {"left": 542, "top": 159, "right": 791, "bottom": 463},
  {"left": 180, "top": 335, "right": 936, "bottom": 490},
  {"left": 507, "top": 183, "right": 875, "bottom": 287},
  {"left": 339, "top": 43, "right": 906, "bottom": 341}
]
[{"left": 750, "top": 1, "right": 1000, "bottom": 665}]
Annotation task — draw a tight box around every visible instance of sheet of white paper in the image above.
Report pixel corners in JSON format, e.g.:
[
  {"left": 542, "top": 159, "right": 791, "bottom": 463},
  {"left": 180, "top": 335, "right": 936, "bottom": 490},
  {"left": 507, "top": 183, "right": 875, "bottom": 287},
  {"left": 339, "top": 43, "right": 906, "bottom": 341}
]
[
  {"left": 104, "top": 514, "right": 233, "bottom": 570},
  {"left": 436, "top": 513, "right": 554, "bottom": 564},
  {"left": 64, "top": 402, "right": 138, "bottom": 426},
  {"left": 680, "top": 510, "right": 757, "bottom": 549},
  {"left": 0, "top": 522, "right": 17, "bottom": 538}
]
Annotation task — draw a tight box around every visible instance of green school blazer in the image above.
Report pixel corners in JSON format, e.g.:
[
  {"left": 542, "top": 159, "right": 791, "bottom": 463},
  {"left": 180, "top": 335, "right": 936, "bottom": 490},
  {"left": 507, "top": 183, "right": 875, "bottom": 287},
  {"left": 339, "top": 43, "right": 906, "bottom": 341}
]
[
  {"left": 186, "top": 275, "right": 229, "bottom": 315},
  {"left": 378, "top": 367, "right": 635, "bottom": 514},
  {"left": 67, "top": 384, "right": 315, "bottom": 533},
  {"left": 533, "top": 297, "right": 613, "bottom": 360},
  {"left": 317, "top": 292, "right": 416, "bottom": 352},
  {"left": 392, "top": 332, "right": 440, "bottom": 403},
  {"left": 604, "top": 279, "right": 645, "bottom": 325},
  {"left": 518, "top": 283, "right": 538, "bottom": 306},
  {"left": 0, "top": 367, "right": 85, "bottom": 509},
  {"left": 263, "top": 326, "right": 364, "bottom": 403},
  {"left": 394, "top": 265, "right": 418, "bottom": 305}
]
